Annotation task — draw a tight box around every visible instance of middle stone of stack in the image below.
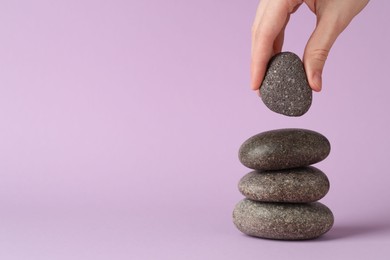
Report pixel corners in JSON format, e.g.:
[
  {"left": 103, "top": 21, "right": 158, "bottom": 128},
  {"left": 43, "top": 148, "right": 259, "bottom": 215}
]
[
  {"left": 238, "top": 167, "right": 329, "bottom": 203},
  {"left": 233, "top": 128, "right": 334, "bottom": 240}
]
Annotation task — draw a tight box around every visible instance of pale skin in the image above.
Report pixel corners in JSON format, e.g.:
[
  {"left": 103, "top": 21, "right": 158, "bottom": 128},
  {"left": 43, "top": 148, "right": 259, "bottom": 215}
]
[{"left": 251, "top": 0, "right": 369, "bottom": 93}]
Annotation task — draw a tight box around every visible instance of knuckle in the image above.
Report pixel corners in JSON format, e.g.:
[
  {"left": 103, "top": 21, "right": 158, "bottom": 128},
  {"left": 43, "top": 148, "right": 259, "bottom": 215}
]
[{"left": 310, "top": 49, "right": 329, "bottom": 62}]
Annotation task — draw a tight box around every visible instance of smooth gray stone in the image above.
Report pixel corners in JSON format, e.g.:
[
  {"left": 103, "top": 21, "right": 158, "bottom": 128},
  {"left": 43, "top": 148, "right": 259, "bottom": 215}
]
[
  {"left": 238, "top": 166, "right": 329, "bottom": 203},
  {"left": 239, "top": 128, "right": 330, "bottom": 170},
  {"left": 260, "top": 52, "right": 312, "bottom": 116},
  {"left": 233, "top": 199, "right": 334, "bottom": 240}
]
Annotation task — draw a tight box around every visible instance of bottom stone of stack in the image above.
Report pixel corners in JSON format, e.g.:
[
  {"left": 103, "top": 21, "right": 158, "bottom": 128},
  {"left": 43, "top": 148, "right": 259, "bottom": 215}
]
[{"left": 233, "top": 199, "right": 334, "bottom": 240}]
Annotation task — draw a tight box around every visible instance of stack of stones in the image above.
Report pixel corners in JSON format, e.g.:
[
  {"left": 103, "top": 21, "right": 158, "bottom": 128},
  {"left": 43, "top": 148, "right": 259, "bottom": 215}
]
[
  {"left": 232, "top": 52, "right": 334, "bottom": 240},
  {"left": 233, "top": 129, "right": 334, "bottom": 240}
]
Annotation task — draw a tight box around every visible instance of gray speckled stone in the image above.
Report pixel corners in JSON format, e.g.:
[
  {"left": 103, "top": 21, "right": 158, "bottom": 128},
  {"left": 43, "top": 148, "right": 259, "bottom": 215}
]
[
  {"left": 239, "top": 128, "right": 330, "bottom": 170},
  {"left": 238, "top": 166, "right": 329, "bottom": 203},
  {"left": 233, "top": 199, "right": 334, "bottom": 240},
  {"left": 260, "top": 52, "right": 312, "bottom": 117}
]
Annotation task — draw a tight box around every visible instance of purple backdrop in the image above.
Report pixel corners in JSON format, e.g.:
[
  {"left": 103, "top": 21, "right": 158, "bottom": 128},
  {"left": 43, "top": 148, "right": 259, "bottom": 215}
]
[{"left": 1, "top": 0, "right": 389, "bottom": 259}]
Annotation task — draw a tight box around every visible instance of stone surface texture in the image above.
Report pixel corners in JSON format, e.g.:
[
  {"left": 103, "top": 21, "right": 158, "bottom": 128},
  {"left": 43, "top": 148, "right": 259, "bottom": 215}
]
[
  {"left": 233, "top": 199, "right": 334, "bottom": 240},
  {"left": 238, "top": 166, "right": 329, "bottom": 203},
  {"left": 260, "top": 52, "right": 312, "bottom": 116},
  {"left": 239, "top": 128, "right": 331, "bottom": 170}
]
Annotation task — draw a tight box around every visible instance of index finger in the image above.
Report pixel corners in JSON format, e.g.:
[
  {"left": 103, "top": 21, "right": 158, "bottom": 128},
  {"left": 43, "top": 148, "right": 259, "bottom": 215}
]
[{"left": 251, "top": 0, "right": 302, "bottom": 90}]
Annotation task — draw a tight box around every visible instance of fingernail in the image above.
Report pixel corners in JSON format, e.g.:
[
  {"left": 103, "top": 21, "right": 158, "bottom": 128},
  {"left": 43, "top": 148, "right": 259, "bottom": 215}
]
[{"left": 313, "top": 72, "right": 322, "bottom": 92}]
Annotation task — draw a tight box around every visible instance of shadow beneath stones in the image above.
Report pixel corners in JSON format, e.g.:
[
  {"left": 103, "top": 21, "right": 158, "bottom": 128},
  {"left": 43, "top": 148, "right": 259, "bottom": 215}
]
[
  {"left": 239, "top": 221, "right": 390, "bottom": 242},
  {"left": 315, "top": 221, "right": 390, "bottom": 241}
]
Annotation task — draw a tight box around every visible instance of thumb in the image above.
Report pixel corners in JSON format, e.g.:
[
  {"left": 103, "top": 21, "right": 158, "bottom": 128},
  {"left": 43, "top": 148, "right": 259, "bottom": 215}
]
[{"left": 303, "top": 17, "right": 341, "bottom": 92}]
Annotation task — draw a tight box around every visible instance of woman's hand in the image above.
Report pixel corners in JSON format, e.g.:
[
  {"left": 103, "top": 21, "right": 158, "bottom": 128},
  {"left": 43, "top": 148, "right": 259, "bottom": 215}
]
[{"left": 251, "top": 0, "right": 369, "bottom": 92}]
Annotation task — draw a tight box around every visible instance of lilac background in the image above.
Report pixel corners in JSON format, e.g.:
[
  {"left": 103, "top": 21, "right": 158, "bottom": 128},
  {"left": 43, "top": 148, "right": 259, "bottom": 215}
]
[{"left": 0, "top": 0, "right": 389, "bottom": 259}]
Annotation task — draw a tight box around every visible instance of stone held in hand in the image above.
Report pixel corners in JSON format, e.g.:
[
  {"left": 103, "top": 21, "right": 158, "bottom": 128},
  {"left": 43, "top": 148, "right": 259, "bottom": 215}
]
[
  {"left": 260, "top": 52, "right": 312, "bottom": 117},
  {"left": 239, "top": 128, "right": 330, "bottom": 171},
  {"left": 233, "top": 199, "right": 334, "bottom": 240},
  {"left": 238, "top": 166, "right": 330, "bottom": 203}
]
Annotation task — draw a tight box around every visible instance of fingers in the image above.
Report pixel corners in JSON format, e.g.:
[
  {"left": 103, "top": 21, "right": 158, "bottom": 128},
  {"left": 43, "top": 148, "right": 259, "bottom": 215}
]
[
  {"left": 250, "top": 1, "right": 280, "bottom": 91},
  {"left": 273, "top": 20, "right": 288, "bottom": 54},
  {"left": 250, "top": 46, "right": 273, "bottom": 91},
  {"left": 303, "top": 30, "right": 331, "bottom": 91},
  {"left": 303, "top": 0, "right": 370, "bottom": 91},
  {"left": 303, "top": 11, "right": 343, "bottom": 92},
  {"left": 251, "top": 0, "right": 302, "bottom": 91}
]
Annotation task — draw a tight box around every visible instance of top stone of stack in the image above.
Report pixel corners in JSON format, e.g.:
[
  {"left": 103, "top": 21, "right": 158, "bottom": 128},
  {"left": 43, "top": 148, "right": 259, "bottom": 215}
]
[
  {"left": 239, "top": 128, "right": 330, "bottom": 171},
  {"left": 260, "top": 52, "right": 312, "bottom": 116}
]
